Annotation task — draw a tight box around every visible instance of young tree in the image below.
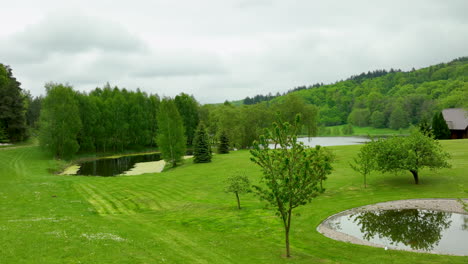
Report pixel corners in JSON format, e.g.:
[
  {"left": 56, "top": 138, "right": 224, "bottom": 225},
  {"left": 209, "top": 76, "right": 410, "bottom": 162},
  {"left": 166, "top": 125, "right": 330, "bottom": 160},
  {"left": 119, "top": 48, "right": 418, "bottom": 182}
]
[
  {"left": 350, "top": 142, "right": 375, "bottom": 188},
  {"left": 217, "top": 130, "right": 230, "bottom": 154},
  {"left": 157, "top": 98, "right": 186, "bottom": 167},
  {"left": 193, "top": 122, "right": 211, "bottom": 163},
  {"left": 432, "top": 112, "right": 451, "bottom": 139},
  {"left": 39, "top": 83, "right": 82, "bottom": 159},
  {"left": 250, "top": 115, "right": 334, "bottom": 257},
  {"left": 371, "top": 130, "right": 451, "bottom": 184},
  {"left": 224, "top": 172, "right": 251, "bottom": 209}
]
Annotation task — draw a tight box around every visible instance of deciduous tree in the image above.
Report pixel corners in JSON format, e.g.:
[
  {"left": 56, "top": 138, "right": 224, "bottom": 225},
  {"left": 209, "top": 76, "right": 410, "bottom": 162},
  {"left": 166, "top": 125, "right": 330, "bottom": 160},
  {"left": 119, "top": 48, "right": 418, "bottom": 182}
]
[
  {"left": 39, "top": 83, "right": 82, "bottom": 159},
  {"left": 224, "top": 172, "right": 251, "bottom": 209},
  {"left": 371, "top": 130, "right": 451, "bottom": 184},
  {"left": 157, "top": 98, "right": 186, "bottom": 167},
  {"left": 250, "top": 115, "right": 334, "bottom": 257}
]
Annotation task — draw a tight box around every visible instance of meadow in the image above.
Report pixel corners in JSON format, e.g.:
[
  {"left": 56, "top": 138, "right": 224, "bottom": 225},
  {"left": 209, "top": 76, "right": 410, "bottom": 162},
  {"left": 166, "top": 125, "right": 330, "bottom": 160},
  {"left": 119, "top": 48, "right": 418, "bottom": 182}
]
[{"left": 0, "top": 140, "right": 467, "bottom": 263}]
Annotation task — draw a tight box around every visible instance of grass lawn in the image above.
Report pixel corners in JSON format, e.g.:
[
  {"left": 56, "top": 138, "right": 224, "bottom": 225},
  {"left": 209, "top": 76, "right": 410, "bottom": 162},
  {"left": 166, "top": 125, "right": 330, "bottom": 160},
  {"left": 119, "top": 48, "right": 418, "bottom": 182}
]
[{"left": 0, "top": 140, "right": 467, "bottom": 263}]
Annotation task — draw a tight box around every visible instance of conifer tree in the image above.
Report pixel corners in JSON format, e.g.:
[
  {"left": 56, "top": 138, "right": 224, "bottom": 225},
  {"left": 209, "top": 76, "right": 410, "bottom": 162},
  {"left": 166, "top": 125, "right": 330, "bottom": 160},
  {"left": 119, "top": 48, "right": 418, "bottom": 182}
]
[
  {"left": 0, "top": 64, "right": 27, "bottom": 142},
  {"left": 0, "top": 123, "right": 9, "bottom": 143},
  {"left": 217, "top": 130, "right": 230, "bottom": 154},
  {"left": 193, "top": 122, "right": 212, "bottom": 163},
  {"left": 432, "top": 112, "right": 451, "bottom": 139}
]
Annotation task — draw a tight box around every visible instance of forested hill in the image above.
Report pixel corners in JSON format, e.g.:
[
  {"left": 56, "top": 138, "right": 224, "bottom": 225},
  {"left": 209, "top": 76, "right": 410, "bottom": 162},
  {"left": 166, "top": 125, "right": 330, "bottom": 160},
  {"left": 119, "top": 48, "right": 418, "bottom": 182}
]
[{"left": 240, "top": 57, "right": 468, "bottom": 129}]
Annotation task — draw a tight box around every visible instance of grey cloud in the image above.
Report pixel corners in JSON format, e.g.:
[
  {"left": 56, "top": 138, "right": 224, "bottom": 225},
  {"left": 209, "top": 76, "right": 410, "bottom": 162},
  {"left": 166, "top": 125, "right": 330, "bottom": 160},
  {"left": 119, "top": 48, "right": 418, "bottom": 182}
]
[{"left": 0, "top": 13, "right": 145, "bottom": 64}]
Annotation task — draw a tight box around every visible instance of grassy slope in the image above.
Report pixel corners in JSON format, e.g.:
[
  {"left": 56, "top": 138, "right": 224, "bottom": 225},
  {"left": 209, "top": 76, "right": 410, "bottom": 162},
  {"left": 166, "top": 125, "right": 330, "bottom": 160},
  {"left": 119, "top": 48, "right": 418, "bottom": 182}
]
[{"left": 0, "top": 140, "right": 467, "bottom": 263}]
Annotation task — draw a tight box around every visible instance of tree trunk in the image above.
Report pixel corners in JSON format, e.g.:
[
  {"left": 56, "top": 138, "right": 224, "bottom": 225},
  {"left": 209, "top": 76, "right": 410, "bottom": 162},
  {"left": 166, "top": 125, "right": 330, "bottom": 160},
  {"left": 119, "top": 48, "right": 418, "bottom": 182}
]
[
  {"left": 285, "top": 209, "right": 292, "bottom": 258},
  {"left": 410, "top": 170, "right": 419, "bottom": 184},
  {"left": 235, "top": 192, "right": 241, "bottom": 209}
]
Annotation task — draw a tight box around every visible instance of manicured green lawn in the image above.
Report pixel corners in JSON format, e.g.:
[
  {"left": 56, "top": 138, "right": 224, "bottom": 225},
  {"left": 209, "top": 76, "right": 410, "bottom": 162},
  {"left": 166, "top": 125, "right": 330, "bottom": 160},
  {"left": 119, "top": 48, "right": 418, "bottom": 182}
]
[{"left": 0, "top": 140, "right": 467, "bottom": 263}]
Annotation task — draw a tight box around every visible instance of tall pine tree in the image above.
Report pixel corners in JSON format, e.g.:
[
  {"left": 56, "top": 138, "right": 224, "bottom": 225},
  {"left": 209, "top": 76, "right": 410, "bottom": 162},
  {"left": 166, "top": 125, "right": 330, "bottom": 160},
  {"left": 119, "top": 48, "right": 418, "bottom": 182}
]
[
  {"left": 217, "top": 130, "right": 230, "bottom": 154},
  {"left": 193, "top": 122, "right": 212, "bottom": 163},
  {"left": 157, "top": 98, "right": 186, "bottom": 167},
  {"left": 432, "top": 112, "right": 451, "bottom": 139}
]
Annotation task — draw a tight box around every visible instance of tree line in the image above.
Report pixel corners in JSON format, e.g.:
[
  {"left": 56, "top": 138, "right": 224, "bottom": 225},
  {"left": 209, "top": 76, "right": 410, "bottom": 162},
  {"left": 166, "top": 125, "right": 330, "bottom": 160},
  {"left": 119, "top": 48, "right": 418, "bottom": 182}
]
[{"left": 37, "top": 83, "right": 318, "bottom": 159}]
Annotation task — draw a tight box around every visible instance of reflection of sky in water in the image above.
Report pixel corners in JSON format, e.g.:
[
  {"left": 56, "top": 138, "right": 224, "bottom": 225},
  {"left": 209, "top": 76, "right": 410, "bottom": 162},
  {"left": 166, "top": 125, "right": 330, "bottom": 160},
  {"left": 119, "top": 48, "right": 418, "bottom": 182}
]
[
  {"left": 269, "top": 137, "right": 369, "bottom": 149},
  {"left": 299, "top": 137, "right": 369, "bottom": 147},
  {"left": 326, "top": 210, "right": 468, "bottom": 255}
]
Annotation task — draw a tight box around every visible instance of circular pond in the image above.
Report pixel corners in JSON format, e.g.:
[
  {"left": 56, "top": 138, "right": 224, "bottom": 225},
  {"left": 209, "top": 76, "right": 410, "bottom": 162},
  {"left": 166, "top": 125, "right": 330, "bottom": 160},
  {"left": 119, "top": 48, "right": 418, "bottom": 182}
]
[{"left": 318, "top": 199, "right": 468, "bottom": 256}]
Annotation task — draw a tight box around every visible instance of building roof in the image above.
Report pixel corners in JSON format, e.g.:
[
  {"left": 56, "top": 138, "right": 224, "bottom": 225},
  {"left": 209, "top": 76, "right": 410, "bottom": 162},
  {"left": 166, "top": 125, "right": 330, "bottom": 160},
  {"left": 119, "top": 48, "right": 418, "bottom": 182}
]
[{"left": 442, "top": 108, "right": 468, "bottom": 130}]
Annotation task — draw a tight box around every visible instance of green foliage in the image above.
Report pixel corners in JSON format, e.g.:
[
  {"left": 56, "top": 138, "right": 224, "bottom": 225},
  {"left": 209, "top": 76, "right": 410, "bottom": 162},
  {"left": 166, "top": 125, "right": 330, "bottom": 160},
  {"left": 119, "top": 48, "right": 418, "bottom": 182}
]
[
  {"left": 347, "top": 108, "right": 371, "bottom": 127},
  {"left": 0, "top": 123, "right": 9, "bottom": 143},
  {"left": 353, "top": 209, "right": 452, "bottom": 251},
  {"left": 224, "top": 172, "right": 251, "bottom": 209},
  {"left": 25, "top": 95, "right": 42, "bottom": 129},
  {"left": 389, "top": 105, "right": 409, "bottom": 129},
  {"left": 0, "top": 64, "right": 28, "bottom": 142},
  {"left": 258, "top": 57, "right": 468, "bottom": 129},
  {"left": 157, "top": 98, "right": 186, "bottom": 167},
  {"left": 217, "top": 130, "right": 230, "bottom": 154},
  {"left": 432, "top": 112, "right": 451, "bottom": 139},
  {"left": 341, "top": 123, "right": 354, "bottom": 135},
  {"left": 350, "top": 143, "right": 375, "bottom": 187},
  {"left": 193, "top": 122, "right": 211, "bottom": 163},
  {"left": 418, "top": 119, "right": 433, "bottom": 137},
  {"left": 39, "top": 83, "right": 82, "bottom": 159},
  {"left": 273, "top": 94, "right": 319, "bottom": 137},
  {"left": 370, "top": 110, "right": 385, "bottom": 128},
  {"left": 369, "top": 130, "right": 451, "bottom": 184},
  {"left": 250, "top": 115, "right": 334, "bottom": 257},
  {"left": 175, "top": 93, "right": 200, "bottom": 146}
]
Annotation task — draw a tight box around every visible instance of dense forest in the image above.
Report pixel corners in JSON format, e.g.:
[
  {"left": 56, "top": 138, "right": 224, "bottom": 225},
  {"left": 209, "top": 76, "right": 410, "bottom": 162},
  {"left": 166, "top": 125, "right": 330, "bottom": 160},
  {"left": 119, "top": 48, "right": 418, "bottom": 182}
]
[
  {"left": 1, "top": 57, "right": 467, "bottom": 158},
  {"left": 243, "top": 57, "right": 468, "bottom": 129}
]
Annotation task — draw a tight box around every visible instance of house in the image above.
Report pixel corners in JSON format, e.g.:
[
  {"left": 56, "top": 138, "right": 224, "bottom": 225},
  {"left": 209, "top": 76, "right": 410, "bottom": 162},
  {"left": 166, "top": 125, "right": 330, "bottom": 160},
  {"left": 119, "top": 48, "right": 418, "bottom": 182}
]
[{"left": 442, "top": 108, "right": 468, "bottom": 139}]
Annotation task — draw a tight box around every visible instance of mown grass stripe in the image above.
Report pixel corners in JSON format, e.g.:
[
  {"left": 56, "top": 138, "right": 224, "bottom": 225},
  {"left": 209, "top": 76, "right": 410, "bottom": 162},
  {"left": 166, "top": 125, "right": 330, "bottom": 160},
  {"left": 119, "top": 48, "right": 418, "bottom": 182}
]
[{"left": 83, "top": 183, "right": 135, "bottom": 215}]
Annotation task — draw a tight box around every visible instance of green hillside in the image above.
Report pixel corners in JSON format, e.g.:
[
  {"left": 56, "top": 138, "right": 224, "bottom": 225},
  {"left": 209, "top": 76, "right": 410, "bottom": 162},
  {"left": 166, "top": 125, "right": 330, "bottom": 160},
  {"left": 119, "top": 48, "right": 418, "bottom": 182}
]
[{"left": 242, "top": 57, "right": 468, "bottom": 128}]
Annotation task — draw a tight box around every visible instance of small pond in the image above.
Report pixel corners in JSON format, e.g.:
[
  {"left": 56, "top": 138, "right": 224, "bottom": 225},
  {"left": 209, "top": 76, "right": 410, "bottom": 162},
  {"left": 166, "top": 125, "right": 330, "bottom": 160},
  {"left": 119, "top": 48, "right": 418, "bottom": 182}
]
[
  {"left": 323, "top": 209, "right": 468, "bottom": 255},
  {"left": 76, "top": 153, "right": 161, "bottom": 176}
]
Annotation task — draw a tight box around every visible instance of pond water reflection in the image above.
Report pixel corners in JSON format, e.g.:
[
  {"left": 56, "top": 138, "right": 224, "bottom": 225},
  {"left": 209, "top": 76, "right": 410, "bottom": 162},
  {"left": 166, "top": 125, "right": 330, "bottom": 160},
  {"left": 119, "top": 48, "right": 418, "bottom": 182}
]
[
  {"left": 324, "top": 209, "right": 468, "bottom": 255},
  {"left": 77, "top": 153, "right": 161, "bottom": 176}
]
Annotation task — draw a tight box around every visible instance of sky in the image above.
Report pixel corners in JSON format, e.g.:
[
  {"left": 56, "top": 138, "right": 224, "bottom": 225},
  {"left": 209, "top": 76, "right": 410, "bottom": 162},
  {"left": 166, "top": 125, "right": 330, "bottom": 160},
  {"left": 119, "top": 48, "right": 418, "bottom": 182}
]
[{"left": 1, "top": 0, "right": 467, "bottom": 103}]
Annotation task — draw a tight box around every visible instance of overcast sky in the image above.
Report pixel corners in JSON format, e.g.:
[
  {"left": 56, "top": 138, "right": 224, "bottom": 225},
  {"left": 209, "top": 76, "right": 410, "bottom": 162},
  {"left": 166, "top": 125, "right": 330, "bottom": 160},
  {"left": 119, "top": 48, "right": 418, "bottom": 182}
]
[{"left": 1, "top": 0, "right": 467, "bottom": 103}]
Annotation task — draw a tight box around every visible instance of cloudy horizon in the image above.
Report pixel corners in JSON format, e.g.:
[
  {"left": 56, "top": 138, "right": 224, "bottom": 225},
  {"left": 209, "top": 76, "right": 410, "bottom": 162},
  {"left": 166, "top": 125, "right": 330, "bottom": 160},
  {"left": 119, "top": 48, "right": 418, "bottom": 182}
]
[{"left": 1, "top": 0, "right": 467, "bottom": 103}]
